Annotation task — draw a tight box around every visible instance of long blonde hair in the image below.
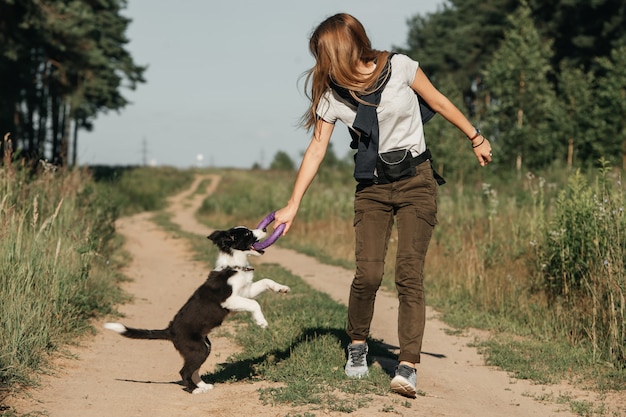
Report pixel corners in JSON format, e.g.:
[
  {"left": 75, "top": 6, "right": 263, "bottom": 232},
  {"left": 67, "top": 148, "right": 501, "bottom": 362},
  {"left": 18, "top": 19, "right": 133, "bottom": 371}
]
[{"left": 300, "top": 13, "right": 389, "bottom": 131}]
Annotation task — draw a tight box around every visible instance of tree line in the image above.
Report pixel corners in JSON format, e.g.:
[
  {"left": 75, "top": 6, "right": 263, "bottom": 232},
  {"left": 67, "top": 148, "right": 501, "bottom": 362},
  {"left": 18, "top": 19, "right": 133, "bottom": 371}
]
[
  {"left": 400, "top": 0, "right": 626, "bottom": 173},
  {"left": 0, "top": 0, "right": 144, "bottom": 167}
]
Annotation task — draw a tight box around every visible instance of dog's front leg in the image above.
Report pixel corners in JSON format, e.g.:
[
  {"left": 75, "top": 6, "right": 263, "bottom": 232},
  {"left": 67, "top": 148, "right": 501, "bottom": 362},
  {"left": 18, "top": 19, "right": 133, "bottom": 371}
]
[
  {"left": 221, "top": 296, "right": 268, "bottom": 328},
  {"left": 243, "top": 279, "right": 291, "bottom": 298}
]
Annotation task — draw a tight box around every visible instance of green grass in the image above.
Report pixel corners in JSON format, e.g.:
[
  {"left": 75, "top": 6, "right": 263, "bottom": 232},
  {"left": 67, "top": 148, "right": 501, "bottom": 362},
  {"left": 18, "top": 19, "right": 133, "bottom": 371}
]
[
  {"left": 0, "top": 167, "right": 127, "bottom": 392},
  {"left": 90, "top": 165, "right": 195, "bottom": 215},
  {"left": 0, "top": 164, "right": 194, "bottom": 409},
  {"left": 151, "top": 208, "right": 399, "bottom": 414},
  {"left": 194, "top": 167, "right": 626, "bottom": 416},
  {"left": 3, "top": 163, "right": 625, "bottom": 416},
  {"left": 211, "top": 265, "right": 390, "bottom": 411}
]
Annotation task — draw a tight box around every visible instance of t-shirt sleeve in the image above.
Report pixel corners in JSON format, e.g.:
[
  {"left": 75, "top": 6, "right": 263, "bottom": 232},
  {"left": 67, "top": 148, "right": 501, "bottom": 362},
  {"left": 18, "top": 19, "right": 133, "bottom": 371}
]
[
  {"left": 393, "top": 54, "right": 420, "bottom": 86},
  {"left": 316, "top": 90, "right": 337, "bottom": 124}
]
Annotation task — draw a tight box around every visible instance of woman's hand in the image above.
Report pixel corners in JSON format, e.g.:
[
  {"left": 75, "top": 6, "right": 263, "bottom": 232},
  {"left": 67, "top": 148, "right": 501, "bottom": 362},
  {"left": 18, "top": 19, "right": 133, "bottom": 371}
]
[
  {"left": 471, "top": 136, "right": 492, "bottom": 166},
  {"left": 274, "top": 204, "right": 299, "bottom": 235}
]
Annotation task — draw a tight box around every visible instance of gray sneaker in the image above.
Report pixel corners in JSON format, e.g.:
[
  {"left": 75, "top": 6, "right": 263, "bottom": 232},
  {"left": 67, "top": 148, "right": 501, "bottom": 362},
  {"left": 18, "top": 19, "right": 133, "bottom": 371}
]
[
  {"left": 390, "top": 364, "right": 417, "bottom": 398},
  {"left": 344, "top": 343, "right": 368, "bottom": 378}
]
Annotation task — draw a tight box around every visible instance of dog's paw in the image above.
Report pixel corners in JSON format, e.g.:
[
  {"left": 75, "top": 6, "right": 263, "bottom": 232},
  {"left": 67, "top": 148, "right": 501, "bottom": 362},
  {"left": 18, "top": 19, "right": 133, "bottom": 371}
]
[
  {"left": 192, "top": 383, "right": 214, "bottom": 394},
  {"left": 256, "top": 318, "right": 269, "bottom": 328},
  {"left": 274, "top": 284, "right": 290, "bottom": 293}
]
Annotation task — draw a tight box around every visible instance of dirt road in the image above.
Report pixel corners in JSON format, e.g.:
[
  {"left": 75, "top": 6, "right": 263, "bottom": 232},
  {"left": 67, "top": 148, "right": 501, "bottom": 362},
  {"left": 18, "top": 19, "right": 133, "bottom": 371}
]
[{"left": 6, "top": 175, "right": 621, "bottom": 416}]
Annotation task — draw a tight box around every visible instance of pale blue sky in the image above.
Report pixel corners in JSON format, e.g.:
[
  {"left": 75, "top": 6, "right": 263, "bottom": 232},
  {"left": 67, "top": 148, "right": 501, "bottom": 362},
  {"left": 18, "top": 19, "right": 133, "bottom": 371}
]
[{"left": 79, "top": 0, "right": 444, "bottom": 168}]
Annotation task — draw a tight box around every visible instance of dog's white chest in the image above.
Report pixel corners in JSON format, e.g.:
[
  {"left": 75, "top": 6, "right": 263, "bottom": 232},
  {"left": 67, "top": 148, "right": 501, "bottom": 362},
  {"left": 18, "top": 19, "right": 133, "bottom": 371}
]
[{"left": 221, "top": 268, "right": 252, "bottom": 299}]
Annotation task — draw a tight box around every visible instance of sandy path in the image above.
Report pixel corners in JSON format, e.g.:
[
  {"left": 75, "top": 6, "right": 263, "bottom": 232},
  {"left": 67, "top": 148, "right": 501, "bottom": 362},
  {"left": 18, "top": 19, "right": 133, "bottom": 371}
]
[{"left": 6, "top": 174, "right": 620, "bottom": 416}]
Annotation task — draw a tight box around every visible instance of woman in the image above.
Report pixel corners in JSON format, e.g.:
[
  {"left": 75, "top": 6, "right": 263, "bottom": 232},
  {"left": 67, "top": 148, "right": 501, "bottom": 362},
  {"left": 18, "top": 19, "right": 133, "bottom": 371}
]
[{"left": 274, "top": 13, "right": 492, "bottom": 398}]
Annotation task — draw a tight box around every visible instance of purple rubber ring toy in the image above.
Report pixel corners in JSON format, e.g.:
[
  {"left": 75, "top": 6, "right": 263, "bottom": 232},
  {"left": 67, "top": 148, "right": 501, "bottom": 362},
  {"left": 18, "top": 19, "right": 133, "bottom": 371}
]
[{"left": 252, "top": 212, "right": 285, "bottom": 250}]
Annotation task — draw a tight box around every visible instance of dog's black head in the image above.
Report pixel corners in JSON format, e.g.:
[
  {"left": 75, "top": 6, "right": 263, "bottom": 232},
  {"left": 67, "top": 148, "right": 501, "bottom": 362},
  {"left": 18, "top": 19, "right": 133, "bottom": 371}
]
[{"left": 207, "top": 226, "right": 266, "bottom": 255}]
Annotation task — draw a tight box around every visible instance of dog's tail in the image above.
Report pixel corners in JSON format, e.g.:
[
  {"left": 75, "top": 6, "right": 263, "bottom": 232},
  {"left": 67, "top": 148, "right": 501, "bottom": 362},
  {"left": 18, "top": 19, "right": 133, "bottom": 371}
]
[{"left": 103, "top": 322, "right": 171, "bottom": 340}]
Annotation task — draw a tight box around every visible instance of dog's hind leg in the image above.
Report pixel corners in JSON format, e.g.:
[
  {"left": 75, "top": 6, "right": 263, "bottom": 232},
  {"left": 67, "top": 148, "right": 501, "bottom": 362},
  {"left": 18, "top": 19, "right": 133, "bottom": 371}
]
[
  {"left": 194, "top": 379, "right": 213, "bottom": 390},
  {"left": 192, "top": 370, "right": 213, "bottom": 393},
  {"left": 193, "top": 337, "right": 214, "bottom": 392},
  {"left": 177, "top": 336, "right": 212, "bottom": 394}
]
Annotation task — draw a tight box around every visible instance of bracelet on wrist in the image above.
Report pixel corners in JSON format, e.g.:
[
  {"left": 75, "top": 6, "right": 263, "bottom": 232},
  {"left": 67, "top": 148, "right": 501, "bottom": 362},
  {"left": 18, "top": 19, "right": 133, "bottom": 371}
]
[
  {"left": 468, "top": 128, "right": 481, "bottom": 141},
  {"left": 472, "top": 137, "right": 485, "bottom": 148}
]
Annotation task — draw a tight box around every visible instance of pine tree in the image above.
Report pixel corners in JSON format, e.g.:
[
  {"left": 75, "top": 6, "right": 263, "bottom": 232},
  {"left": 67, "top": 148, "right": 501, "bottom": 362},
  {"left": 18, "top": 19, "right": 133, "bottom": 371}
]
[
  {"left": 0, "top": 0, "right": 145, "bottom": 166},
  {"left": 556, "top": 61, "right": 599, "bottom": 168},
  {"left": 483, "top": 0, "right": 562, "bottom": 171},
  {"left": 594, "top": 44, "right": 626, "bottom": 169}
]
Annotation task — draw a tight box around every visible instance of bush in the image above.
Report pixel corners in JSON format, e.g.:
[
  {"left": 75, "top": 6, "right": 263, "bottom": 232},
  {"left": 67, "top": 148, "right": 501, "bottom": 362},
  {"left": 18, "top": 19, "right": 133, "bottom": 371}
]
[{"left": 537, "top": 161, "right": 626, "bottom": 365}]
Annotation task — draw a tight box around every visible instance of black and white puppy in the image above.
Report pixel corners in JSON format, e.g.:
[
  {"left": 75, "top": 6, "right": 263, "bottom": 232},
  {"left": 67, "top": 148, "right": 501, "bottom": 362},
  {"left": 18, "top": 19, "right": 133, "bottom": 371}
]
[{"left": 103, "top": 226, "right": 290, "bottom": 394}]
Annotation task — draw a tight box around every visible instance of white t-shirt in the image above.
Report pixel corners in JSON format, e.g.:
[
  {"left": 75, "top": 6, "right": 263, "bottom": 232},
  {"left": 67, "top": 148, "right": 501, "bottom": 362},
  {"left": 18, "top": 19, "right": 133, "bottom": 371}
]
[{"left": 316, "top": 53, "right": 425, "bottom": 157}]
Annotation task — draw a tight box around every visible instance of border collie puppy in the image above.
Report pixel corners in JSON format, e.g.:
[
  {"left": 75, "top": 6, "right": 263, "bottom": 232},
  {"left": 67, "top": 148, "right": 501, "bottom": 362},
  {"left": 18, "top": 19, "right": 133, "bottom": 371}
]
[{"left": 104, "top": 226, "right": 290, "bottom": 394}]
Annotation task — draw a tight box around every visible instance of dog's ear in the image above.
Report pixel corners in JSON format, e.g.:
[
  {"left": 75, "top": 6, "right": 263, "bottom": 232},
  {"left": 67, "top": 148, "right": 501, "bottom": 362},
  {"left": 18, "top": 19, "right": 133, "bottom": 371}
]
[
  {"left": 207, "top": 230, "right": 226, "bottom": 243},
  {"left": 208, "top": 230, "right": 235, "bottom": 253}
]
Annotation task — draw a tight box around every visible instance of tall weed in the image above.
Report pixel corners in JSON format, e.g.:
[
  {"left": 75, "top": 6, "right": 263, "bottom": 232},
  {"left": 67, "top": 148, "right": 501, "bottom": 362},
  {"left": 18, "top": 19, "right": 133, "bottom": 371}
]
[
  {"left": 536, "top": 162, "right": 625, "bottom": 365},
  {"left": 0, "top": 159, "right": 124, "bottom": 390}
]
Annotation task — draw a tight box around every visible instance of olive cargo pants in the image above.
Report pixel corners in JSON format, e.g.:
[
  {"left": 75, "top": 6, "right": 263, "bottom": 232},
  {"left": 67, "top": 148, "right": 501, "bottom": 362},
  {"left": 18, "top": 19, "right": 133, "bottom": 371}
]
[{"left": 348, "top": 161, "right": 438, "bottom": 364}]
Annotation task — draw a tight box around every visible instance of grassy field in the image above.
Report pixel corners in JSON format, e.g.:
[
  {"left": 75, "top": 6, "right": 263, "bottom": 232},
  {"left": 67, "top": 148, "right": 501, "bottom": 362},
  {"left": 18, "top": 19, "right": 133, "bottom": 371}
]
[
  {"left": 1, "top": 164, "right": 124, "bottom": 391},
  {"left": 150, "top": 213, "right": 403, "bottom": 413},
  {"left": 197, "top": 165, "right": 626, "bottom": 395},
  {"left": 1, "top": 160, "right": 624, "bottom": 416},
  {"left": 0, "top": 161, "right": 193, "bottom": 403}
]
